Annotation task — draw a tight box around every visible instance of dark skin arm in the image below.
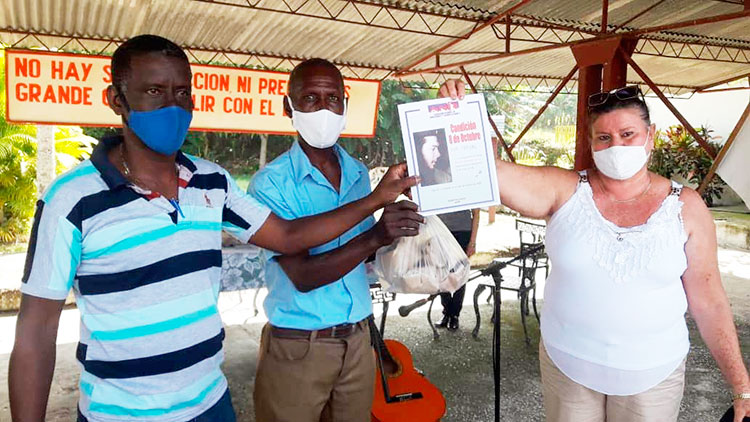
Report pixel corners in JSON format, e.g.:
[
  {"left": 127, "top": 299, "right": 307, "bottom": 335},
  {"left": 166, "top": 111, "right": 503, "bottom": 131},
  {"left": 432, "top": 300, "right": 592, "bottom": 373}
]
[
  {"left": 278, "top": 201, "right": 423, "bottom": 292},
  {"left": 9, "top": 295, "right": 65, "bottom": 422},
  {"left": 250, "top": 163, "right": 418, "bottom": 255}
]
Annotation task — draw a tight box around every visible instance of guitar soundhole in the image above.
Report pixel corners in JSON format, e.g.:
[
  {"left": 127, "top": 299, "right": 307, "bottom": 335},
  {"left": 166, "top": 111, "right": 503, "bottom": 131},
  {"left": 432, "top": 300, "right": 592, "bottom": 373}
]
[{"left": 385, "top": 357, "right": 403, "bottom": 379}]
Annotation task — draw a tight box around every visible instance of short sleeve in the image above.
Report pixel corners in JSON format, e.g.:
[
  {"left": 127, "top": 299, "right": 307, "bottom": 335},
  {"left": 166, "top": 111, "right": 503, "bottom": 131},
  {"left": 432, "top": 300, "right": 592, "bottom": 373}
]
[
  {"left": 21, "top": 199, "right": 82, "bottom": 300},
  {"left": 247, "top": 172, "right": 296, "bottom": 220},
  {"left": 222, "top": 171, "right": 272, "bottom": 243}
]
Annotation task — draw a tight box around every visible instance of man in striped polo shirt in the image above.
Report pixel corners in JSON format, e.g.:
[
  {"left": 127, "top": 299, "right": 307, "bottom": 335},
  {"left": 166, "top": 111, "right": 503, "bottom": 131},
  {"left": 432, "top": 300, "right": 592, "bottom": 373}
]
[{"left": 9, "top": 35, "right": 420, "bottom": 422}]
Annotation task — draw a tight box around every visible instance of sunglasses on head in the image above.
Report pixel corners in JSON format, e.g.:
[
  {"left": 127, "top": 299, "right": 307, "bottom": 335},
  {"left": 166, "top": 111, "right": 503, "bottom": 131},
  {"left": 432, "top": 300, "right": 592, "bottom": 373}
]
[{"left": 588, "top": 85, "right": 644, "bottom": 108}]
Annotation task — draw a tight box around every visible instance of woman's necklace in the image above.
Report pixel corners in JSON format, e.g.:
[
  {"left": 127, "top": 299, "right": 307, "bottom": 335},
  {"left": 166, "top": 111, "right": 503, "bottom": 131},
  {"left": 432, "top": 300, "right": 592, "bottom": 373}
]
[
  {"left": 599, "top": 174, "right": 652, "bottom": 203},
  {"left": 596, "top": 174, "right": 651, "bottom": 241}
]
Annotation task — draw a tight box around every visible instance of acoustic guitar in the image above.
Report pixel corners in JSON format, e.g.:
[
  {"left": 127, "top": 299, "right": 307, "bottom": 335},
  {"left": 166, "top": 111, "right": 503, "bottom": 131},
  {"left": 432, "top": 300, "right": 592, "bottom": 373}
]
[{"left": 369, "top": 319, "right": 446, "bottom": 422}]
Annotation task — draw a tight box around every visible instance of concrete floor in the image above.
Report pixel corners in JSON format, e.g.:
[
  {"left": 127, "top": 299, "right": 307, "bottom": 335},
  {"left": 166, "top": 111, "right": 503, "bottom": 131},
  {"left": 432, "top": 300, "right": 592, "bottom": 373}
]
[{"left": 1, "top": 273, "right": 748, "bottom": 422}]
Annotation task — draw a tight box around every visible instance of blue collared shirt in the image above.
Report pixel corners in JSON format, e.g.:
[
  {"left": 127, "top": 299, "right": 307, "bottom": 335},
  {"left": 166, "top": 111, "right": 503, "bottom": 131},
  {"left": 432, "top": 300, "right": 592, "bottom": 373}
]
[{"left": 248, "top": 141, "right": 376, "bottom": 329}]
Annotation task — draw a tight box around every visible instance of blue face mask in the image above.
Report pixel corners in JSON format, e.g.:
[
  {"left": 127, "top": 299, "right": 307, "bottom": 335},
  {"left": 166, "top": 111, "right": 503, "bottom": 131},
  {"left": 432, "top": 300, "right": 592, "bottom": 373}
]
[{"left": 126, "top": 106, "right": 192, "bottom": 156}]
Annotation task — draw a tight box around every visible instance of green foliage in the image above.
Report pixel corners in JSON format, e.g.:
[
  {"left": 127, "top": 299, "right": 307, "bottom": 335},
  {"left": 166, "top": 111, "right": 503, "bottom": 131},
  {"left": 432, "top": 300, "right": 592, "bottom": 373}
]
[
  {"left": 511, "top": 137, "right": 574, "bottom": 168},
  {"left": 648, "top": 125, "right": 725, "bottom": 206},
  {"left": 0, "top": 51, "right": 96, "bottom": 244},
  {"left": 357, "top": 80, "right": 435, "bottom": 167}
]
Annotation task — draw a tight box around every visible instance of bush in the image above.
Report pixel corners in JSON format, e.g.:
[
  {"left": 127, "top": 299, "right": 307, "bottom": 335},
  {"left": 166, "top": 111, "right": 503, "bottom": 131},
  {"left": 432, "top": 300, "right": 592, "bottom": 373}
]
[
  {"left": 0, "top": 127, "right": 95, "bottom": 244},
  {"left": 648, "top": 125, "right": 725, "bottom": 206}
]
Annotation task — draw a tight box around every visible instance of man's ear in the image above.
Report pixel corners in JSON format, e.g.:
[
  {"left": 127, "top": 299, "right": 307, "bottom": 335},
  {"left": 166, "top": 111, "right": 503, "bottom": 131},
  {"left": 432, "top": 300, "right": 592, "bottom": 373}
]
[
  {"left": 283, "top": 96, "right": 293, "bottom": 118},
  {"left": 106, "top": 85, "right": 127, "bottom": 117}
]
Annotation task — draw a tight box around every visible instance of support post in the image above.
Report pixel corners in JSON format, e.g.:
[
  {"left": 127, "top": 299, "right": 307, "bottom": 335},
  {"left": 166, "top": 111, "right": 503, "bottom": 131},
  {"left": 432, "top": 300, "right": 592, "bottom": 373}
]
[
  {"left": 602, "top": 40, "right": 637, "bottom": 90},
  {"left": 36, "top": 125, "right": 56, "bottom": 197},
  {"left": 601, "top": 0, "right": 609, "bottom": 32},
  {"left": 697, "top": 100, "right": 750, "bottom": 195},
  {"left": 574, "top": 66, "right": 602, "bottom": 170}
]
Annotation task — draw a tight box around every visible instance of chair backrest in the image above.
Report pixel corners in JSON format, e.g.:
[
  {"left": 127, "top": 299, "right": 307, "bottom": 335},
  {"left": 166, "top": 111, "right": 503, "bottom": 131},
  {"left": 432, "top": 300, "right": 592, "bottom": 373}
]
[
  {"left": 516, "top": 220, "right": 548, "bottom": 283},
  {"left": 515, "top": 219, "right": 546, "bottom": 244}
]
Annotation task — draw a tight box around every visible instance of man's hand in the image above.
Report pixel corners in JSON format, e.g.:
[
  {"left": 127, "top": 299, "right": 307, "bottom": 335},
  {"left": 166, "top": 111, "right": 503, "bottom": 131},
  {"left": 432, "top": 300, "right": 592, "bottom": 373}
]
[
  {"left": 438, "top": 79, "right": 466, "bottom": 100},
  {"left": 372, "top": 201, "right": 423, "bottom": 247},
  {"left": 465, "top": 242, "right": 476, "bottom": 258},
  {"left": 371, "top": 163, "right": 419, "bottom": 207}
]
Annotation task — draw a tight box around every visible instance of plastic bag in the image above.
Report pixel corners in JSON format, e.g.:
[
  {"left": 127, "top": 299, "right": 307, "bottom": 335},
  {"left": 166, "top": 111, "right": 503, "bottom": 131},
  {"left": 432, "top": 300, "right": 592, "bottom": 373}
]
[{"left": 374, "top": 215, "right": 471, "bottom": 294}]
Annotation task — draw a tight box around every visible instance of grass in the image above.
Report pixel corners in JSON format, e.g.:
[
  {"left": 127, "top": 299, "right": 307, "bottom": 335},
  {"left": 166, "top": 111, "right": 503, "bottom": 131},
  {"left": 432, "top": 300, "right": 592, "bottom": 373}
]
[{"left": 711, "top": 211, "right": 750, "bottom": 228}]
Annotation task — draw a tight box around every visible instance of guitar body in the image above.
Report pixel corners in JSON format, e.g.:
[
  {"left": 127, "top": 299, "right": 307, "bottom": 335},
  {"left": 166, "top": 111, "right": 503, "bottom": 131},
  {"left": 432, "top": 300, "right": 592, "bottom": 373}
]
[{"left": 371, "top": 339, "right": 446, "bottom": 422}]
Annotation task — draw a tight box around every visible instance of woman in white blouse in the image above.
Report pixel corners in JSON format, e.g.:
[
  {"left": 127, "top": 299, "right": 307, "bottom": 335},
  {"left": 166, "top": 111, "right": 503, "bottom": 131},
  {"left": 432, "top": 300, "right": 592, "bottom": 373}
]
[{"left": 440, "top": 81, "right": 750, "bottom": 422}]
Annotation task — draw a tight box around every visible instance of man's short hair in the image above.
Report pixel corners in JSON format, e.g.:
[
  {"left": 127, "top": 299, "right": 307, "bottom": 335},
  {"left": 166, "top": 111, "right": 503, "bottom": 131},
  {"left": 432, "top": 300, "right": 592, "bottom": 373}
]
[
  {"left": 111, "top": 34, "right": 189, "bottom": 93},
  {"left": 288, "top": 58, "right": 344, "bottom": 95}
]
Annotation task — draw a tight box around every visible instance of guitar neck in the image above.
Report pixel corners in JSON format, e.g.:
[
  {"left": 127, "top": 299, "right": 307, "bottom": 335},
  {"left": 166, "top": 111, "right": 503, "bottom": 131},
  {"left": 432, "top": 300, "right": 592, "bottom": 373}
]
[{"left": 368, "top": 316, "right": 396, "bottom": 401}]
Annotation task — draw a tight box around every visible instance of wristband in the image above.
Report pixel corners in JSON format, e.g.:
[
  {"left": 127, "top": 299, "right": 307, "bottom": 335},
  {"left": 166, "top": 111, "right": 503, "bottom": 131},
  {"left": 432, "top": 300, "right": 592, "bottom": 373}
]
[{"left": 733, "top": 392, "right": 750, "bottom": 400}]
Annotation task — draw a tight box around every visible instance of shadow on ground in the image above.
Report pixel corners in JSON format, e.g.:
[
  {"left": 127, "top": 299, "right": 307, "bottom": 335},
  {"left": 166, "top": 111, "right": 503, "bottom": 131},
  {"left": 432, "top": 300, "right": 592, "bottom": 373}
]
[{"left": 4, "top": 296, "right": 746, "bottom": 422}]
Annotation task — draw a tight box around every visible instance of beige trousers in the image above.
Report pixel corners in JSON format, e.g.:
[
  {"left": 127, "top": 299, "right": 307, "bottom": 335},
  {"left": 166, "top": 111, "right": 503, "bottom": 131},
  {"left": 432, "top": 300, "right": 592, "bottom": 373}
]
[
  {"left": 540, "top": 341, "right": 686, "bottom": 422},
  {"left": 253, "top": 322, "right": 375, "bottom": 422}
]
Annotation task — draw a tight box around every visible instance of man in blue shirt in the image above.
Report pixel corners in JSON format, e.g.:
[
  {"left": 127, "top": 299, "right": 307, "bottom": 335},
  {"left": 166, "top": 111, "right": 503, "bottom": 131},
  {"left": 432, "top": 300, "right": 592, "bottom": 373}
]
[{"left": 249, "top": 58, "right": 421, "bottom": 422}]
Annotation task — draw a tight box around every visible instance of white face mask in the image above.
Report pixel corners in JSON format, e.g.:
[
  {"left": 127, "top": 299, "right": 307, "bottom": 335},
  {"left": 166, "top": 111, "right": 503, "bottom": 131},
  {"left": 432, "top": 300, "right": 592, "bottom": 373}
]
[
  {"left": 287, "top": 97, "right": 347, "bottom": 149},
  {"left": 592, "top": 142, "right": 649, "bottom": 180}
]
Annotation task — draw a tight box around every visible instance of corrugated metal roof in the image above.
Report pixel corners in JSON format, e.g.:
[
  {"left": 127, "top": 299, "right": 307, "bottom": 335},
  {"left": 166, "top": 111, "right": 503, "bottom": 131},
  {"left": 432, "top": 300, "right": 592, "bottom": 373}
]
[{"left": 1, "top": 0, "right": 748, "bottom": 95}]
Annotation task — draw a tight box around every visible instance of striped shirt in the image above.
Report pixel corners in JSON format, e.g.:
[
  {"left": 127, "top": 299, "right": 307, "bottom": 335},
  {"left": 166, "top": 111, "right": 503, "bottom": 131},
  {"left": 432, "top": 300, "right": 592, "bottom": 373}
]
[{"left": 21, "top": 136, "right": 271, "bottom": 422}]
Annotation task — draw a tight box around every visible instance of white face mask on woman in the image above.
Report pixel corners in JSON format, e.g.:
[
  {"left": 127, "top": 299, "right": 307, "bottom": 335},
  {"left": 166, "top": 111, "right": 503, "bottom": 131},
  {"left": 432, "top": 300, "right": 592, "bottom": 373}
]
[
  {"left": 593, "top": 142, "right": 649, "bottom": 180},
  {"left": 287, "top": 97, "right": 347, "bottom": 149}
]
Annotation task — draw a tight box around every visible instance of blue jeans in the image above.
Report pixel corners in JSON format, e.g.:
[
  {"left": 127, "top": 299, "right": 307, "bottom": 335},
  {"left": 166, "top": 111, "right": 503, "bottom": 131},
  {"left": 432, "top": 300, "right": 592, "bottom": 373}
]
[{"left": 77, "top": 389, "right": 236, "bottom": 422}]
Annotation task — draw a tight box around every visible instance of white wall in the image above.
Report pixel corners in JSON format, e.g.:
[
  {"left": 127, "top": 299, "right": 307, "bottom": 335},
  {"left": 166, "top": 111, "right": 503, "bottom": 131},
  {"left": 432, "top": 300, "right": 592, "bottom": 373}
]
[{"left": 646, "top": 89, "right": 750, "bottom": 144}]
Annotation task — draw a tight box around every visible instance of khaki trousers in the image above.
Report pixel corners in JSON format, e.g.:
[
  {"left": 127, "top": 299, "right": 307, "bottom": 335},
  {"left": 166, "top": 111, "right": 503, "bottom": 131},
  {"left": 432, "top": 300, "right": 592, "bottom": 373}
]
[
  {"left": 253, "top": 322, "right": 375, "bottom": 422},
  {"left": 540, "top": 342, "right": 686, "bottom": 422}
]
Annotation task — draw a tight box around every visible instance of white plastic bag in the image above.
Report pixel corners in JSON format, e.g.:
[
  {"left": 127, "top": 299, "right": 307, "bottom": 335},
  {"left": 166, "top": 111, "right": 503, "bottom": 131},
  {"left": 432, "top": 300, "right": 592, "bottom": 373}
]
[{"left": 374, "top": 215, "right": 471, "bottom": 294}]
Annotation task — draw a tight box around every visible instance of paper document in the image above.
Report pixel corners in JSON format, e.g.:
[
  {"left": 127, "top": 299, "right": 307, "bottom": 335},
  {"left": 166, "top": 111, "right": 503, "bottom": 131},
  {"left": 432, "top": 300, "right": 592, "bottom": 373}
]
[{"left": 398, "top": 93, "right": 500, "bottom": 215}]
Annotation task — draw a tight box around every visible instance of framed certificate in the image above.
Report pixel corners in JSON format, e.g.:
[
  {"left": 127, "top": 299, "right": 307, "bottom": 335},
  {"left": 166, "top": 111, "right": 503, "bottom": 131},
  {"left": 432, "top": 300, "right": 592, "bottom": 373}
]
[{"left": 398, "top": 93, "right": 501, "bottom": 215}]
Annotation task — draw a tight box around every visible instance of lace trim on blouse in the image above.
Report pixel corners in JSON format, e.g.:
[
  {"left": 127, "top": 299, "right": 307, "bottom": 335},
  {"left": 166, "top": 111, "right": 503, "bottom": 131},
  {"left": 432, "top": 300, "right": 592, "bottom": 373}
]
[{"left": 565, "top": 171, "right": 687, "bottom": 284}]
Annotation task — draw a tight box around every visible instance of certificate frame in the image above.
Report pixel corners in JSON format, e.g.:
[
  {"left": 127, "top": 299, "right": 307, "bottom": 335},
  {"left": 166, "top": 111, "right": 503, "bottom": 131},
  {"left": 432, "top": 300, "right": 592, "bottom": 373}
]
[{"left": 398, "top": 94, "right": 500, "bottom": 215}]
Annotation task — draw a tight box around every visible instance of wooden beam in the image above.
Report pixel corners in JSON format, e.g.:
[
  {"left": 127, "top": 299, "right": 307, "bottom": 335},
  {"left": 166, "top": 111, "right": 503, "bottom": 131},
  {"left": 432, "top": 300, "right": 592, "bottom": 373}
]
[
  {"left": 460, "top": 66, "right": 516, "bottom": 163},
  {"left": 697, "top": 101, "right": 750, "bottom": 194},
  {"left": 621, "top": 50, "right": 717, "bottom": 158},
  {"left": 601, "top": 0, "right": 609, "bottom": 32},
  {"left": 510, "top": 66, "right": 578, "bottom": 149}
]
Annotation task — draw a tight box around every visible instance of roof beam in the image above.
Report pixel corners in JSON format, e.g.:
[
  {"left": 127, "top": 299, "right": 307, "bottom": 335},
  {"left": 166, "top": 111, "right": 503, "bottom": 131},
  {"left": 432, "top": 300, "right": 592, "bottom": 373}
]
[
  {"left": 696, "top": 71, "right": 750, "bottom": 91},
  {"left": 189, "top": 0, "right": 480, "bottom": 39},
  {"left": 397, "top": 0, "right": 534, "bottom": 75},
  {"left": 439, "top": 38, "right": 750, "bottom": 64},
  {"left": 0, "top": 29, "right": 397, "bottom": 76},
  {"left": 396, "top": 9, "right": 750, "bottom": 76}
]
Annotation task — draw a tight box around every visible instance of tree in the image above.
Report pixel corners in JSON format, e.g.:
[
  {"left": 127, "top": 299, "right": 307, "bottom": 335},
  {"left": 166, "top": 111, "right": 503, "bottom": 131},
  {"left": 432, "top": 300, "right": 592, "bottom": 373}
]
[{"left": 0, "top": 50, "right": 96, "bottom": 243}]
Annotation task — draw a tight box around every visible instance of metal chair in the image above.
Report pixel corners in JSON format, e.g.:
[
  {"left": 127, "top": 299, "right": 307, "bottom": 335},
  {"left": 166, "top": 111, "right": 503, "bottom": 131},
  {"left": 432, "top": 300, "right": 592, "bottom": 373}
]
[
  {"left": 472, "top": 243, "right": 545, "bottom": 345},
  {"left": 514, "top": 219, "right": 549, "bottom": 280},
  {"left": 369, "top": 283, "right": 396, "bottom": 335}
]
